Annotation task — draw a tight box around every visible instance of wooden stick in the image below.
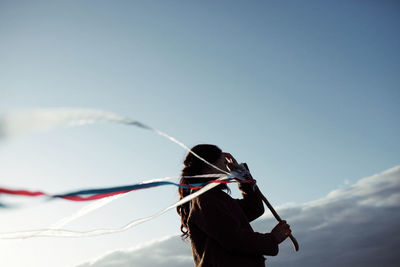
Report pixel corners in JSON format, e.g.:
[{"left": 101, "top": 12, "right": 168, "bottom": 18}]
[
  {"left": 256, "top": 187, "right": 299, "bottom": 251},
  {"left": 243, "top": 163, "right": 299, "bottom": 252}
]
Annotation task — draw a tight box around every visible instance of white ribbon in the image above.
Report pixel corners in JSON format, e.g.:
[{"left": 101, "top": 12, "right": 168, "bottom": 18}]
[{"left": 0, "top": 108, "right": 244, "bottom": 239}]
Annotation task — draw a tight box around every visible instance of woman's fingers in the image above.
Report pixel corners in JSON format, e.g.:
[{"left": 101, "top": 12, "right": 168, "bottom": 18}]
[
  {"left": 226, "top": 162, "right": 235, "bottom": 172},
  {"left": 223, "top": 153, "right": 253, "bottom": 181},
  {"left": 223, "top": 152, "right": 239, "bottom": 165},
  {"left": 278, "top": 220, "right": 292, "bottom": 236},
  {"left": 283, "top": 222, "right": 291, "bottom": 235},
  {"left": 272, "top": 221, "right": 291, "bottom": 244}
]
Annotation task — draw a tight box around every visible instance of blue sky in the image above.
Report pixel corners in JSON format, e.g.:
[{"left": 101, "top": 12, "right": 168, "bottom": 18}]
[{"left": 0, "top": 1, "right": 399, "bottom": 266}]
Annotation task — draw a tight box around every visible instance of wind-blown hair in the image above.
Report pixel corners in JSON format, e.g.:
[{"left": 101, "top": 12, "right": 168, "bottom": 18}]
[{"left": 177, "top": 144, "right": 229, "bottom": 240}]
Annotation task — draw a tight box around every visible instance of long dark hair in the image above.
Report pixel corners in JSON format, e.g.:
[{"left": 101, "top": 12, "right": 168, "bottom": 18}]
[{"left": 176, "top": 144, "right": 229, "bottom": 240}]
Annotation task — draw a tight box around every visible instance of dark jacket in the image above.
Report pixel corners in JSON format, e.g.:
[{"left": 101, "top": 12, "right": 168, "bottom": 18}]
[{"left": 187, "top": 183, "right": 278, "bottom": 267}]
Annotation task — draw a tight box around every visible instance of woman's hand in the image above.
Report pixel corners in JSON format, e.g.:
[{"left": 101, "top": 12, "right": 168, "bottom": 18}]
[
  {"left": 271, "top": 220, "right": 292, "bottom": 244},
  {"left": 224, "top": 153, "right": 256, "bottom": 191},
  {"left": 223, "top": 152, "right": 243, "bottom": 172}
]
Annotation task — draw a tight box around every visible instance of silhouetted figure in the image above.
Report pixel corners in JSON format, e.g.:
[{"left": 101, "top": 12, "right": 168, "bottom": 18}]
[{"left": 177, "top": 144, "right": 291, "bottom": 267}]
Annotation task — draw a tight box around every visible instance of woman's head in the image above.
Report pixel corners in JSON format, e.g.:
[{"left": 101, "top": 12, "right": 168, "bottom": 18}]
[
  {"left": 182, "top": 144, "right": 226, "bottom": 176},
  {"left": 177, "top": 144, "right": 230, "bottom": 239}
]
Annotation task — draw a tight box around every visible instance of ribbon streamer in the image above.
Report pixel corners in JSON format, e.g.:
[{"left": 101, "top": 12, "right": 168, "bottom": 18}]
[
  {"left": 0, "top": 174, "right": 238, "bottom": 239},
  {"left": 0, "top": 174, "right": 231, "bottom": 203},
  {"left": 0, "top": 108, "right": 229, "bottom": 174},
  {"left": 0, "top": 108, "right": 247, "bottom": 239}
]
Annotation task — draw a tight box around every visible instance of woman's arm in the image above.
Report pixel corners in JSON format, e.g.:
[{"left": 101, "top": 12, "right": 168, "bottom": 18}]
[
  {"left": 236, "top": 181, "right": 265, "bottom": 222},
  {"left": 224, "top": 153, "right": 264, "bottom": 221},
  {"left": 192, "top": 192, "right": 278, "bottom": 256}
]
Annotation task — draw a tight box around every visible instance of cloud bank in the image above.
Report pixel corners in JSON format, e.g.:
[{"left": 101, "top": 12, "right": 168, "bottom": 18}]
[{"left": 77, "top": 166, "right": 400, "bottom": 267}]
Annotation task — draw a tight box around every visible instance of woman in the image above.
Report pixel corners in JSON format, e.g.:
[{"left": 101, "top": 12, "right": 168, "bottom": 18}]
[{"left": 177, "top": 144, "right": 291, "bottom": 267}]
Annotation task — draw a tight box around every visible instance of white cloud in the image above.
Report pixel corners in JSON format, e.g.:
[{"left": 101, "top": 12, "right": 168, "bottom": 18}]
[
  {"left": 77, "top": 166, "right": 400, "bottom": 267},
  {"left": 77, "top": 236, "right": 192, "bottom": 267}
]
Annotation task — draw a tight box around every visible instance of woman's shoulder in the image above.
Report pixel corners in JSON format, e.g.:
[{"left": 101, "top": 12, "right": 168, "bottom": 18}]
[
  {"left": 188, "top": 189, "right": 237, "bottom": 226},
  {"left": 197, "top": 188, "right": 231, "bottom": 201},
  {"left": 191, "top": 189, "right": 233, "bottom": 214}
]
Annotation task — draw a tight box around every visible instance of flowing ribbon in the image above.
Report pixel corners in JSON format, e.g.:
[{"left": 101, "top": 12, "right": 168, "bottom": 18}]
[
  {"left": 0, "top": 174, "right": 234, "bottom": 203},
  {"left": 0, "top": 173, "right": 252, "bottom": 239},
  {"left": 0, "top": 108, "right": 229, "bottom": 174},
  {"left": 0, "top": 108, "right": 250, "bottom": 239}
]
